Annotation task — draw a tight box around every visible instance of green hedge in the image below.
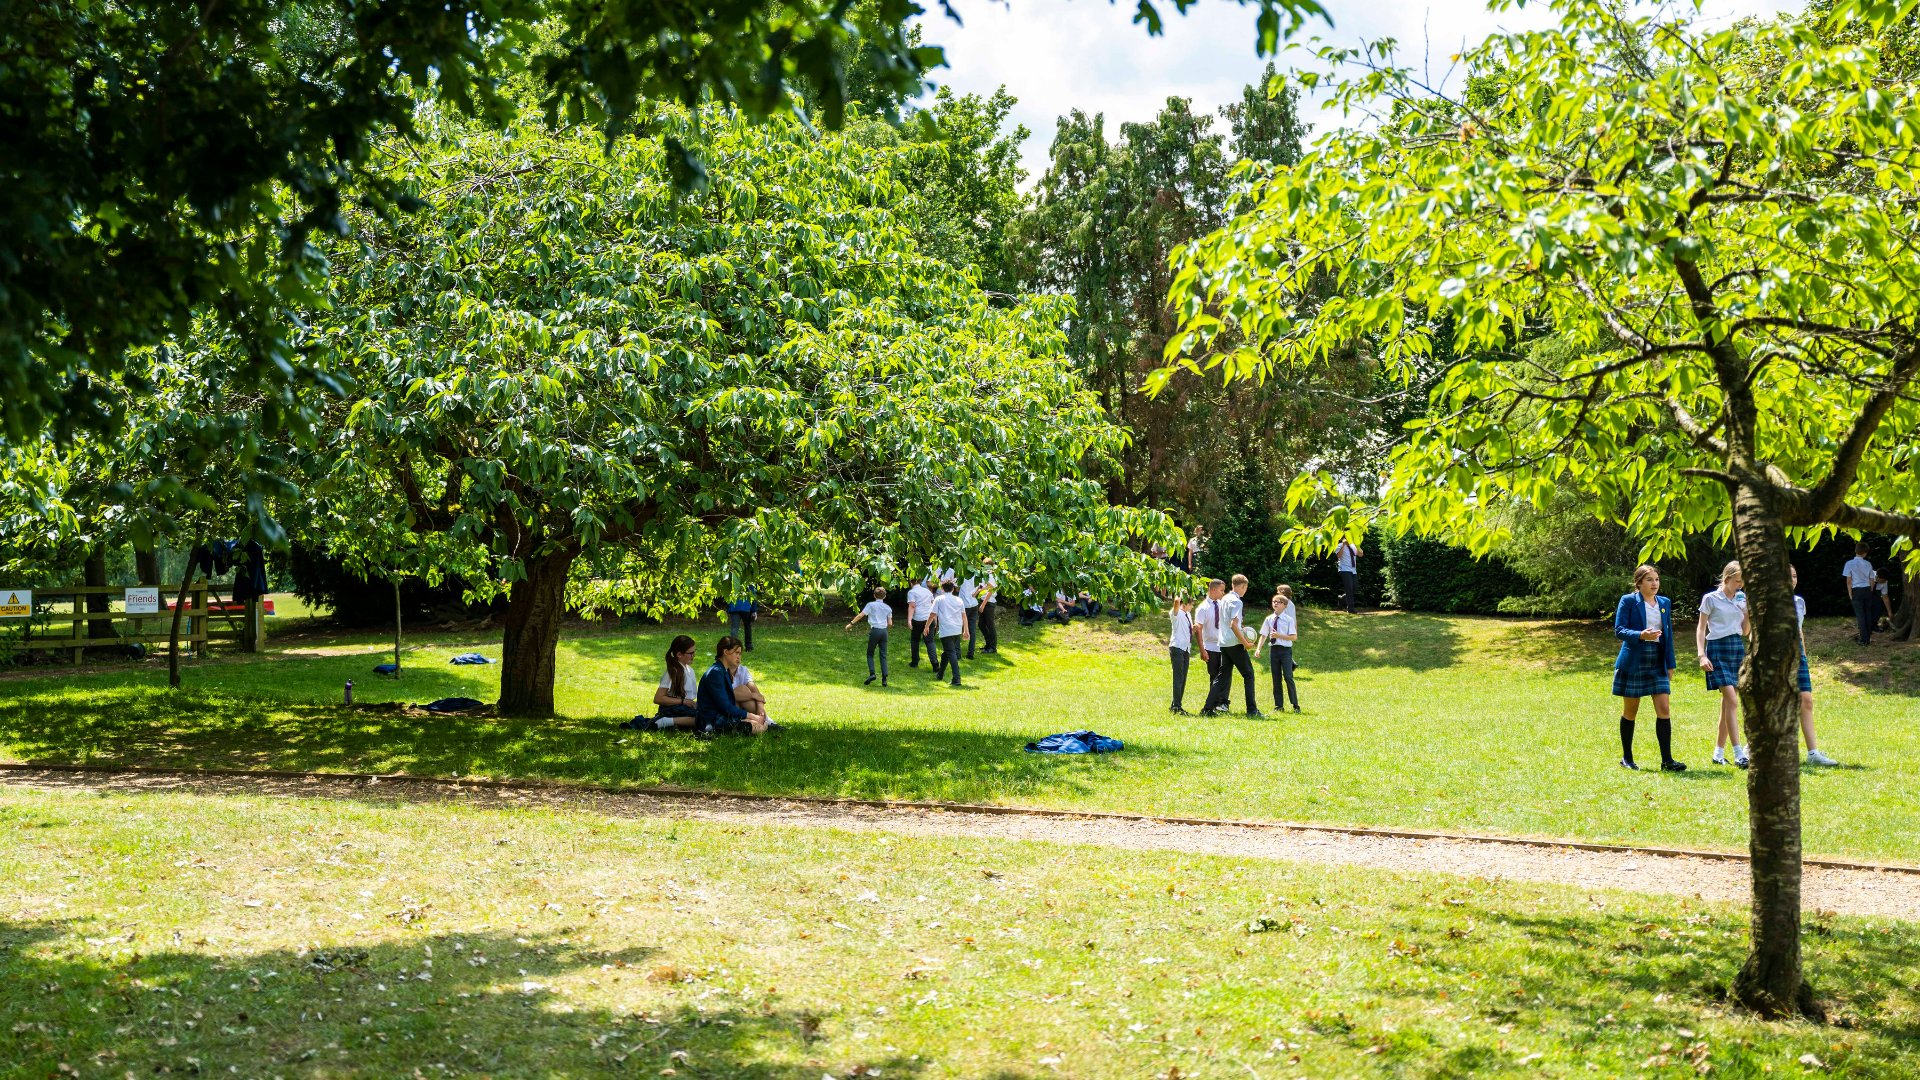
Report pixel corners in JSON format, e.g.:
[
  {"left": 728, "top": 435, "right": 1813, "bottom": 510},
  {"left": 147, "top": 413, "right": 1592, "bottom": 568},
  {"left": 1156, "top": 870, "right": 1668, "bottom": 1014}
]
[{"left": 1382, "top": 535, "right": 1529, "bottom": 615}]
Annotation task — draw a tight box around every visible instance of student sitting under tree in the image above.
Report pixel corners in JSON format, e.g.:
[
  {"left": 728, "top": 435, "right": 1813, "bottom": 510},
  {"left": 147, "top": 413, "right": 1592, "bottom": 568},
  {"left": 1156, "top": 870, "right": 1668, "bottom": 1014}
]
[
  {"left": 635, "top": 634, "right": 700, "bottom": 731},
  {"left": 696, "top": 637, "right": 769, "bottom": 735}
]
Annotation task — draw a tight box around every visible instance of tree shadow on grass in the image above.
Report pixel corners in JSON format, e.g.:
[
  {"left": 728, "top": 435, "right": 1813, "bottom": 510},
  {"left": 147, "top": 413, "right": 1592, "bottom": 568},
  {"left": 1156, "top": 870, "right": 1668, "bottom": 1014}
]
[
  {"left": 0, "top": 686, "right": 1169, "bottom": 806},
  {"left": 1284, "top": 610, "right": 1465, "bottom": 674},
  {"left": 1481, "top": 618, "right": 1618, "bottom": 674},
  {"left": 0, "top": 920, "right": 928, "bottom": 1079}
]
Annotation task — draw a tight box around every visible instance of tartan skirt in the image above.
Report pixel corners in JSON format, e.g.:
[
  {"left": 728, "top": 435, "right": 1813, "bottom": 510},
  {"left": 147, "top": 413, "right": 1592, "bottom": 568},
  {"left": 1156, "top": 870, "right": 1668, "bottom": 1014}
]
[
  {"left": 1799, "top": 652, "right": 1813, "bottom": 694},
  {"left": 1702, "top": 634, "right": 1744, "bottom": 692},
  {"left": 1613, "top": 641, "right": 1671, "bottom": 698}
]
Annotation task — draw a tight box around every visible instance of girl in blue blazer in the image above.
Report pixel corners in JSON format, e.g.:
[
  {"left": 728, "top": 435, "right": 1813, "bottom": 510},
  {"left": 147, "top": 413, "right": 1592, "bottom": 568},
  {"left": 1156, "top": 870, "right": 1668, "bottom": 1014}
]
[{"left": 1612, "top": 565, "right": 1685, "bottom": 771}]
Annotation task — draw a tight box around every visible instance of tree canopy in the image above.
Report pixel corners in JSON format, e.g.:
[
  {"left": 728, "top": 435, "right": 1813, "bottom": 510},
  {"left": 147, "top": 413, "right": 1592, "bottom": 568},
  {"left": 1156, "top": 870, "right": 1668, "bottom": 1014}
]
[
  {"left": 1161, "top": 0, "right": 1920, "bottom": 1017},
  {"left": 282, "top": 106, "right": 1181, "bottom": 714}
]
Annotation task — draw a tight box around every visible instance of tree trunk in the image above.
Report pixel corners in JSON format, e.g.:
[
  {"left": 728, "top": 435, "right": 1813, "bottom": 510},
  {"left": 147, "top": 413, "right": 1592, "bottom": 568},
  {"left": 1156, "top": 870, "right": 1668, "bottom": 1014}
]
[
  {"left": 1727, "top": 483, "right": 1818, "bottom": 1019},
  {"left": 1890, "top": 566, "right": 1914, "bottom": 642},
  {"left": 497, "top": 548, "right": 576, "bottom": 717},
  {"left": 84, "top": 549, "right": 113, "bottom": 641},
  {"left": 167, "top": 560, "right": 196, "bottom": 689},
  {"left": 134, "top": 546, "right": 160, "bottom": 589}
]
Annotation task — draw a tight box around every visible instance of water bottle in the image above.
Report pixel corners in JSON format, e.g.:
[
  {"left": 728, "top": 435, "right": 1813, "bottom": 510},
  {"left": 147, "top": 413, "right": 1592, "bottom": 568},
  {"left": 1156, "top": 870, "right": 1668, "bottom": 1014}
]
[{"left": 344, "top": 679, "right": 354, "bottom": 705}]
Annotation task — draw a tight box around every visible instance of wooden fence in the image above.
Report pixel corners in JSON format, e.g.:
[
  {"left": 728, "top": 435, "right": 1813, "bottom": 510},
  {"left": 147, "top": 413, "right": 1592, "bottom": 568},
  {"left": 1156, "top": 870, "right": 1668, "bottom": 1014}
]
[{"left": 0, "top": 585, "right": 264, "bottom": 662}]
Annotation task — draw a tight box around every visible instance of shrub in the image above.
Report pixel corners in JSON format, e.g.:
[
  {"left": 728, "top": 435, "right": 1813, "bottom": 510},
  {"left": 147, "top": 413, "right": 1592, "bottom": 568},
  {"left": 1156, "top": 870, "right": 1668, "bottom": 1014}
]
[{"left": 1382, "top": 535, "right": 1529, "bottom": 615}]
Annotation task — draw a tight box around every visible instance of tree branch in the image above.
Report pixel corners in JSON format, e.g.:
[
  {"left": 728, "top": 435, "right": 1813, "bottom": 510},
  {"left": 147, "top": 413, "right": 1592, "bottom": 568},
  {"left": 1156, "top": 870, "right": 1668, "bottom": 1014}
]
[{"left": 1796, "top": 346, "right": 1920, "bottom": 522}]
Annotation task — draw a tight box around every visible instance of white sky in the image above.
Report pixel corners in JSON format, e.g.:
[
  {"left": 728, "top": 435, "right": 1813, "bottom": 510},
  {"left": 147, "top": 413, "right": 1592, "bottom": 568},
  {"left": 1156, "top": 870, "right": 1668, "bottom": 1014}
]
[{"left": 914, "top": 0, "right": 1808, "bottom": 179}]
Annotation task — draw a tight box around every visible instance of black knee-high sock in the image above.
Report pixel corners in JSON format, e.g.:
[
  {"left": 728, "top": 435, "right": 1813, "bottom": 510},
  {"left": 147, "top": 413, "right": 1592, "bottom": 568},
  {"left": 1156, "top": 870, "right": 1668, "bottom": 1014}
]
[
  {"left": 1655, "top": 717, "right": 1674, "bottom": 764},
  {"left": 1619, "top": 717, "right": 1636, "bottom": 763}
]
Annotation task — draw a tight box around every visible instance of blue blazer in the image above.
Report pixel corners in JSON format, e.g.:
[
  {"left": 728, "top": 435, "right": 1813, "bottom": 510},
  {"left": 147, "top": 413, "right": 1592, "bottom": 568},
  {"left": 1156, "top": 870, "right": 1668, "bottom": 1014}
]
[
  {"left": 695, "top": 662, "right": 747, "bottom": 728},
  {"left": 1614, "top": 592, "right": 1676, "bottom": 672}
]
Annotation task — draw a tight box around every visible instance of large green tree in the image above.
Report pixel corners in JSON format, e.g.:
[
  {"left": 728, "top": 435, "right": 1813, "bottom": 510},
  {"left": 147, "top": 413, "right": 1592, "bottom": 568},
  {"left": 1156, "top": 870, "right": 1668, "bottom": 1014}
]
[
  {"left": 1, "top": 0, "right": 1327, "bottom": 464},
  {"left": 1163, "top": 0, "right": 1920, "bottom": 1016},
  {"left": 291, "top": 106, "right": 1180, "bottom": 715}
]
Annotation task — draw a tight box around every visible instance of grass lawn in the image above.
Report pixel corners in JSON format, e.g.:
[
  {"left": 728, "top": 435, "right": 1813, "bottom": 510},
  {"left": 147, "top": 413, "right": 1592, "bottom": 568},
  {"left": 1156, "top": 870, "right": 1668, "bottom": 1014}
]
[
  {"left": 2, "top": 609, "right": 1917, "bottom": 862},
  {"left": 2, "top": 783, "right": 1917, "bottom": 1078}
]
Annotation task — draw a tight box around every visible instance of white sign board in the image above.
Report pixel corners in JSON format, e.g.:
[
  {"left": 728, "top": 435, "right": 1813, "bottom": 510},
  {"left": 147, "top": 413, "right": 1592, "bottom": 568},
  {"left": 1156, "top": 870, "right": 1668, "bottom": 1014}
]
[
  {"left": 125, "top": 587, "right": 161, "bottom": 614},
  {"left": 0, "top": 590, "right": 31, "bottom": 619}
]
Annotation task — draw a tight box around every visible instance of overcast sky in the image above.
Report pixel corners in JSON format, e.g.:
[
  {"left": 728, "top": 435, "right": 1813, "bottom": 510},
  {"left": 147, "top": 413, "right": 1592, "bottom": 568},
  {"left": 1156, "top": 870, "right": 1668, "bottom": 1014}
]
[{"left": 914, "top": 0, "right": 1808, "bottom": 179}]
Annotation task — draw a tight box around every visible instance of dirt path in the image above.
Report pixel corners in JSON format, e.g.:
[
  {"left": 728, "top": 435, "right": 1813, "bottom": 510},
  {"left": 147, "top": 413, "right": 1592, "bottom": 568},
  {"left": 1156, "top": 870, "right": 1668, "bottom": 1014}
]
[{"left": 7, "top": 765, "right": 1920, "bottom": 922}]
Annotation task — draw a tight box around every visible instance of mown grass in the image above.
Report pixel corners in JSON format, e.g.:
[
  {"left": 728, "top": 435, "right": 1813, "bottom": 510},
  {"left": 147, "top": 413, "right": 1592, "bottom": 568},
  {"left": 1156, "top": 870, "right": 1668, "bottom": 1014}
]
[
  {"left": 2, "top": 607, "right": 1917, "bottom": 861},
  {"left": 2, "top": 783, "right": 1916, "bottom": 1078}
]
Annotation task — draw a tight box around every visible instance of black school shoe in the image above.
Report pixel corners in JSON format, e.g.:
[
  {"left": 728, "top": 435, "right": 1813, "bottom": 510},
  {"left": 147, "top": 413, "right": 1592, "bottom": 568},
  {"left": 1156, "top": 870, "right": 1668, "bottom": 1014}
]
[
  {"left": 864, "top": 675, "right": 876, "bottom": 685},
  {"left": 1662, "top": 759, "right": 1688, "bottom": 772},
  {"left": 1246, "top": 710, "right": 1266, "bottom": 720},
  {"left": 1620, "top": 759, "right": 1640, "bottom": 770}
]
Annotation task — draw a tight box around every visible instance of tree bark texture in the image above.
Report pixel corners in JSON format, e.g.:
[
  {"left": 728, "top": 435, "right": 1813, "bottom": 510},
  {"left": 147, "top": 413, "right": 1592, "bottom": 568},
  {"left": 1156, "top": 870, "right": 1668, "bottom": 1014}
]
[
  {"left": 84, "top": 550, "right": 113, "bottom": 641},
  {"left": 497, "top": 548, "right": 576, "bottom": 717},
  {"left": 1728, "top": 482, "right": 1816, "bottom": 1018},
  {"left": 1891, "top": 567, "right": 1914, "bottom": 642}
]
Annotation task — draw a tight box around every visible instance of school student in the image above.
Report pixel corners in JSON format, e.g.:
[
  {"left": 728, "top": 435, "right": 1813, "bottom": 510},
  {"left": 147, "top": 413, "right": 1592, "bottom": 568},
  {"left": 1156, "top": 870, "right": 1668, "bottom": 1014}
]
[
  {"left": 1792, "top": 566, "right": 1838, "bottom": 766},
  {"left": 1843, "top": 542, "right": 1877, "bottom": 645},
  {"left": 1167, "top": 596, "right": 1194, "bottom": 714},
  {"left": 1875, "top": 573, "right": 1896, "bottom": 630},
  {"left": 1696, "top": 560, "right": 1750, "bottom": 768},
  {"left": 726, "top": 589, "right": 758, "bottom": 651},
  {"left": 1335, "top": 539, "right": 1363, "bottom": 614},
  {"left": 1612, "top": 565, "right": 1684, "bottom": 771},
  {"left": 1255, "top": 588, "right": 1300, "bottom": 713},
  {"left": 960, "top": 573, "right": 980, "bottom": 658},
  {"left": 1187, "top": 526, "right": 1206, "bottom": 575},
  {"left": 977, "top": 561, "right": 1000, "bottom": 653},
  {"left": 928, "top": 579, "right": 970, "bottom": 686},
  {"left": 907, "top": 578, "right": 935, "bottom": 668},
  {"left": 1207, "top": 573, "right": 1261, "bottom": 717},
  {"left": 732, "top": 656, "right": 771, "bottom": 721},
  {"left": 1194, "top": 579, "right": 1225, "bottom": 712},
  {"left": 696, "top": 636, "right": 769, "bottom": 735},
  {"left": 844, "top": 584, "right": 894, "bottom": 686},
  {"left": 1019, "top": 587, "right": 1044, "bottom": 627},
  {"left": 1046, "top": 591, "right": 1074, "bottom": 624},
  {"left": 634, "top": 634, "right": 700, "bottom": 730}
]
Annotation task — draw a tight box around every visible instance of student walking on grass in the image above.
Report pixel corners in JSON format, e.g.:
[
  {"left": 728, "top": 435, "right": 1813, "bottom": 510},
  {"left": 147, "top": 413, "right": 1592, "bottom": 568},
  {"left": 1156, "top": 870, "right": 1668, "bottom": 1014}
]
[
  {"left": 1696, "top": 561, "right": 1750, "bottom": 768},
  {"left": 1167, "top": 595, "right": 1194, "bottom": 714},
  {"left": 1843, "top": 542, "right": 1877, "bottom": 645},
  {"left": 1205, "top": 574, "right": 1262, "bottom": 718},
  {"left": 845, "top": 585, "right": 894, "bottom": 687},
  {"left": 1255, "top": 587, "right": 1300, "bottom": 713},
  {"left": 906, "top": 577, "right": 935, "bottom": 669},
  {"left": 1792, "top": 565, "right": 1840, "bottom": 766},
  {"left": 928, "top": 579, "right": 969, "bottom": 687},
  {"left": 1612, "top": 565, "right": 1685, "bottom": 772}
]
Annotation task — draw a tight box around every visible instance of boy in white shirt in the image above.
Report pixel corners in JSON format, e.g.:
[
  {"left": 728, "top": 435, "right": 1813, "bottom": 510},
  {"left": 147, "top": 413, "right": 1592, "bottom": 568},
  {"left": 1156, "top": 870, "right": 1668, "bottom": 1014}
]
[
  {"left": 928, "top": 580, "right": 970, "bottom": 687},
  {"left": 959, "top": 574, "right": 980, "bottom": 659},
  {"left": 906, "top": 577, "right": 935, "bottom": 669},
  {"left": 1193, "top": 579, "right": 1226, "bottom": 713},
  {"left": 1167, "top": 596, "right": 1194, "bottom": 714},
  {"left": 1254, "top": 587, "right": 1300, "bottom": 712},
  {"left": 1335, "top": 539, "right": 1363, "bottom": 614},
  {"left": 1842, "top": 543, "right": 1877, "bottom": 644},
  {"left": 1204, "top": 573, "right": 1262, "bottom": 718},
  {"left": 844, "top": 584, "right": 895, "bottom": 686}
]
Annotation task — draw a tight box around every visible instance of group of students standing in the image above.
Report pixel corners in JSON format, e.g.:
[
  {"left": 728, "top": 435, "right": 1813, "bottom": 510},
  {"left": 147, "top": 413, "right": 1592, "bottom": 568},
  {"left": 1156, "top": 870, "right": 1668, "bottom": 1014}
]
[
  {"left": 1165, "top": 574, "right": 1302, "bottom": 717},
  {"left": 844, "top": 567, "right": 1000, "bottom": 688},
  {"left": 1609, "top": 559, "right": 1837, "bottom": 772}
]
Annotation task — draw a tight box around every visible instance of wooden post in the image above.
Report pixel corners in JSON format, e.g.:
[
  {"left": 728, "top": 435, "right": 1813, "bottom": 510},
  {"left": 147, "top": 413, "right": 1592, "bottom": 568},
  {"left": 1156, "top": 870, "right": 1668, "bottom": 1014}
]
[
  {"left": 244, "top": 598, "right": 265, "bottom": 652},
  {"left": 71, "top": 590, "right": 84, "bottom": 665}
]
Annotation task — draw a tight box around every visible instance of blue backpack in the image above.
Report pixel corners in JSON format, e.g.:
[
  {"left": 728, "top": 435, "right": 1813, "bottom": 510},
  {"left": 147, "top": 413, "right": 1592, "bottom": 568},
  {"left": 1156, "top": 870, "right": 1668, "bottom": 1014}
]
[{"left": 1024, "top": 730, "right": 1124, "bottom": 755}]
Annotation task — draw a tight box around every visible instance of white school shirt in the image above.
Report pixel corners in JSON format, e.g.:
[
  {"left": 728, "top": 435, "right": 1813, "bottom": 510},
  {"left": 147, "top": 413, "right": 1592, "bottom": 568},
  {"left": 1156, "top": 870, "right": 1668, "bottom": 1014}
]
[
  {"left": 732, "top": 664, "right": 755, "bottom": 689},
  {"left": 1261, "top": 607, "right": 1297, "bottom": 647},
  {"left": 906, "top": 583, "right": 933, "bottom": 621},
  {"left": 931, "top": 593, "right": 967, "bottom": 638},
  {"left": 1168, "top": 610, "right": 1193, "bottom": 651},
  {"left": 861, "top": 600, "right": 893, "bottom": 629},
  {"left": 1794, "top": 594, "right": 1806, "bottom": 627},
  {"left": 959, "top": 577, "right": 979, "bottom": 608},
  {"left": 1336, "top": 542, "right": 1358, "bottom": 573},
  {"left": 978, "top": 573, "right": 998, "bottom": 603},
  {"left": 1843, "top": 557, "right": 1876, "bottom": 589},
  {"left": 1699, "top": 589, "right": 1747, "bottom": 641},
  {"left": 1195, "top": 597, "right": 1223, "bottom": 650},
  {"left": 1220, "top": 592, "right": 1247, "bottom": 646},
  {"left": 1643, "top": 598, "right": 1662, "bottom": 633},
  {"left": 658, "top": 668, "right": 698, "bottom": 702},
  {"left": 1187, "top": 535, "right": 1201, "bottom": 558}
]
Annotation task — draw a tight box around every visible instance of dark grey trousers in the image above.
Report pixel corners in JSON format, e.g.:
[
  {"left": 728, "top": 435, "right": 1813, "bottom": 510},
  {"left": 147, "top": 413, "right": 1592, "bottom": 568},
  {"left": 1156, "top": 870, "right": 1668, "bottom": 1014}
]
[{"left": 866, "top": 627, "right": 889, "bottom": 679}]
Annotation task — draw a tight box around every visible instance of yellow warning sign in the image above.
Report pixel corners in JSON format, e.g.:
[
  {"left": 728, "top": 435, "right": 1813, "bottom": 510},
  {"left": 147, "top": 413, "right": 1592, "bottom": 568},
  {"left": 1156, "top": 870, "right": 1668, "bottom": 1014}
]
[{"left": 0, "top": 590, "right": 31, "bottom": 618}]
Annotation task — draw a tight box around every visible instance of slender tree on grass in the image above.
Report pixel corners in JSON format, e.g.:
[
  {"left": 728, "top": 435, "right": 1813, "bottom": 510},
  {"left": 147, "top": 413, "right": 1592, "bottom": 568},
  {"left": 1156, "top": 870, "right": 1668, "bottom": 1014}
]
[{"left": 1160, "top": 0, "right": 1920, "bottom": 1016}]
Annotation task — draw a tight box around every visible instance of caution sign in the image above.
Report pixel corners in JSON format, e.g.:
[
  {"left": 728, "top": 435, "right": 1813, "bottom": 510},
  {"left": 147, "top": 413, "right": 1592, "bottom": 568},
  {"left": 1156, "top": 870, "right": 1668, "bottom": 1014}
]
[
  {"left": 125, "top": 587, "right": 160, "bottom": 614},
  {"left": 0, "top": 590, "right": 31, "bottom": 618}
]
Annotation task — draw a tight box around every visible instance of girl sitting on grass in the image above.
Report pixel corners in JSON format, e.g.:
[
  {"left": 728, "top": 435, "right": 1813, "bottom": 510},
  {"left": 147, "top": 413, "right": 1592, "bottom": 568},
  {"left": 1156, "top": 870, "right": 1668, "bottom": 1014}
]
[
  {"left": 696, "top": 636, "right": 770, "bottom": 735},
  {"left": 644, "top": 635, "right": 700, "bottom": 731}
]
